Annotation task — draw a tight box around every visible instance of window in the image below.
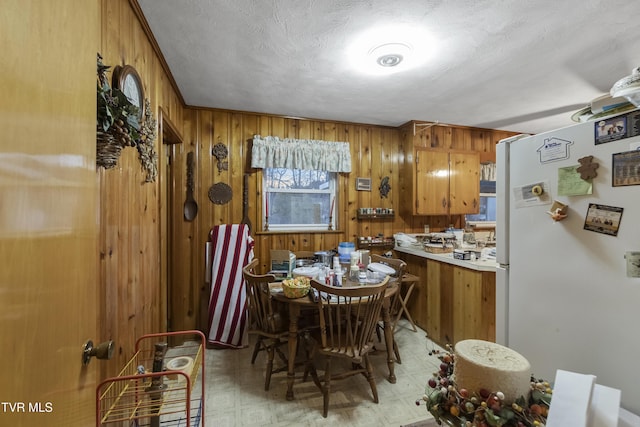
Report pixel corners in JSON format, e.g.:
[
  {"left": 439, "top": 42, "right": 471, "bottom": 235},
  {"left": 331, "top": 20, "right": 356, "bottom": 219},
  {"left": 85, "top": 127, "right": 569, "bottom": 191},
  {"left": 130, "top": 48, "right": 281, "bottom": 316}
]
[
  {"left": 264, "top": 168, "right": 337, "bottom": 231},
  {"left": 465, "top": 180, "right": 496, "bottom": 226}
]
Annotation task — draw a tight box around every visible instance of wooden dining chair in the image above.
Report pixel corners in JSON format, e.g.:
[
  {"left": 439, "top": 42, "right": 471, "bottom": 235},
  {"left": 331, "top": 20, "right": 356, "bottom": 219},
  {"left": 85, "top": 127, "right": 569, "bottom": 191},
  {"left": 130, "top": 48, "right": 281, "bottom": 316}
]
[
  {"left": 305, "top": 276, "right": 390, "bottom": 418},
  {"left": 242, "top": 259, "right": 289, "bottom": 391},
  {"left": 370, "top": 254, "right": 406, "bottom": 363}
]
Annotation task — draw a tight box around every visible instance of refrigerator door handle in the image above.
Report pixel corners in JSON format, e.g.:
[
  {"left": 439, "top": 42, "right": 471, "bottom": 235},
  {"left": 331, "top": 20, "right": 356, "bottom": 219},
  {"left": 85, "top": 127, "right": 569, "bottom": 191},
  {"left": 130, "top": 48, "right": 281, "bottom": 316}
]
[{"left": 495, "top": 264, "right": 509, "bottom": 346}]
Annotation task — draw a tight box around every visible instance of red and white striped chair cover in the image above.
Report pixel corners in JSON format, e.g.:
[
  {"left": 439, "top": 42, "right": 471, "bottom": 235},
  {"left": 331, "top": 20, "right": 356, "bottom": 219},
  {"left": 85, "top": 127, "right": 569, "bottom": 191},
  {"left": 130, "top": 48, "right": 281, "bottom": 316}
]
[{"left": 206, "top": 224, "right": 254, "bottom": 348}]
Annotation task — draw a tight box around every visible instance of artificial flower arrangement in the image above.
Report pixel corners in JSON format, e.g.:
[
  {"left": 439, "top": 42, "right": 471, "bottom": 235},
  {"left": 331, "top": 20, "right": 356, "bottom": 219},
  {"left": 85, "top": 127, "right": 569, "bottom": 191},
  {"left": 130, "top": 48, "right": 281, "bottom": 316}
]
[
  {"left": 97, "top": 53, "right": 140, "bottom": 149},
  {"left": 96, "top": 53, "right": 158, "bottom": 181},
  {"left": 416, "top": 346, "right": 553, "bottom": 427}
]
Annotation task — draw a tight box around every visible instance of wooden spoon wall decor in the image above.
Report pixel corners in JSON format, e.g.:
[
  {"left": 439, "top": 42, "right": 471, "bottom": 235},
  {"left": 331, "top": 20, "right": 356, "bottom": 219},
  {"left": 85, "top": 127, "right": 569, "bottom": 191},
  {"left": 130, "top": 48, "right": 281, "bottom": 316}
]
[
  {"left": 241, "top": 173, "right": 252, "bottom": 233},
  {"left": 183, "top": 151, "right": 198, "bottom": 221}
]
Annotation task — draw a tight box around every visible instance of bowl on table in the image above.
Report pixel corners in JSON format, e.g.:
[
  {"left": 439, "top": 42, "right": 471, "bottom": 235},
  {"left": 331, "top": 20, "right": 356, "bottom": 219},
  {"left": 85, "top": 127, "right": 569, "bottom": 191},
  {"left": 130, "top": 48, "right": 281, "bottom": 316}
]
[{"left": 281, "top": 277, "right": 311, "bottom": 299}]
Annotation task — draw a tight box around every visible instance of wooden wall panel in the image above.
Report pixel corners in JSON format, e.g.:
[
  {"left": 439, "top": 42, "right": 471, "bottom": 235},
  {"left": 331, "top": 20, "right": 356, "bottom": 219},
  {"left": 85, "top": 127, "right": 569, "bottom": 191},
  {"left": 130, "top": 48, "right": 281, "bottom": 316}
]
[{"left": 98, "top": 0, "right": 186, "bottom": 378}]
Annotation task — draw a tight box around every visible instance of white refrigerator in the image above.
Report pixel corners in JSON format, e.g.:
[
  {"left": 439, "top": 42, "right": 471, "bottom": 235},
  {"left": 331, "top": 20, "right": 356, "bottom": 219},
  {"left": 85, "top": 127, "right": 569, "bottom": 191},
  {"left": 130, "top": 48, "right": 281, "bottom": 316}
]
[{"left": 496, "top": 110, "right": 640, "bottom": 416}]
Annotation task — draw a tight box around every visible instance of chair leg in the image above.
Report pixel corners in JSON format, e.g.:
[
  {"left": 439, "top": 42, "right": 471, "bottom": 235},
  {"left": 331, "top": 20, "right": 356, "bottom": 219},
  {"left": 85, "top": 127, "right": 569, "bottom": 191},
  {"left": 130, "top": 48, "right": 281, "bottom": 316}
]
[
  {"left": 251, "top": 337, "right": 263, "bottom": 364},
  {"left": 274, "top": 342, "right": 288, "bottom": 366},
  {"left": 322, "top": 358, "right": 332, "bottom": 418},
  {"left": 265, "top": 346, "right": 275, "bottom": 391},
  {"left": 393, "top": 338, "right": 401, "bottom": 364},
  {"left": 364, "top": 354, "right": 379, "bottom": 404},
  {"left": 307, "top": 360, "right": 322, "bottom": 390},
  {"left": 301, "top": 332, "right": 314, "bottom": 382}
]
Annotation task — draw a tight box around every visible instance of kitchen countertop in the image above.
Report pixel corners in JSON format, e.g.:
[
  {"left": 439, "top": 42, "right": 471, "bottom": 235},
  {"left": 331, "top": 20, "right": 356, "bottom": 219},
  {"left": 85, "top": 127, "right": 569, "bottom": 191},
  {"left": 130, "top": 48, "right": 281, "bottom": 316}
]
[{"left": 394, "top": 245, "right": 497, "bottom": 272}]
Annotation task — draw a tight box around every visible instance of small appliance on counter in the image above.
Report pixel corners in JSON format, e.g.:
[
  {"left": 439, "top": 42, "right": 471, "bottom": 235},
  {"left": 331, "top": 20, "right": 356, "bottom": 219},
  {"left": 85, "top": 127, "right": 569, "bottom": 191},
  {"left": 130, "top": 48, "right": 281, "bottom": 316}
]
[
  {"left": 452, "top": 249, "right": 482, "bottom": 261},
  {"left": 453, "top": 249, "right": 472, "bottom": 260},
  {"left": 314, "top": 250, "right": 335, "bottom": 266}
]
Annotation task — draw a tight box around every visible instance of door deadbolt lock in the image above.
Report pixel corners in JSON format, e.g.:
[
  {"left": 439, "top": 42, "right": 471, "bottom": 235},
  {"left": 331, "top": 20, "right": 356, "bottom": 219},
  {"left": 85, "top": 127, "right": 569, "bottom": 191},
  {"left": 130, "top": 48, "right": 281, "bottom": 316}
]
[{"left": 82, "top": 340, "right": 115, "bottom": 366}]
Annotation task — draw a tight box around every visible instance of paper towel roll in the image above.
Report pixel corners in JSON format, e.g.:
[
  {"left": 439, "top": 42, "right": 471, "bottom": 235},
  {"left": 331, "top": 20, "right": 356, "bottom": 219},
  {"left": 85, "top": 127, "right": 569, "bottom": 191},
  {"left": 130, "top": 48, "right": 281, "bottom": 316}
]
[{"left": 166, "top": 356, "right": 194, "bottom": 383}]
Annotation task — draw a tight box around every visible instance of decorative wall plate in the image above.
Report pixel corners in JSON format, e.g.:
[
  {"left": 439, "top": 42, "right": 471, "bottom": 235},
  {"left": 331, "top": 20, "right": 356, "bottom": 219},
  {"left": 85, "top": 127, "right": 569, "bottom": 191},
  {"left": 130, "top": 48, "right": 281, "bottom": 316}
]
[{"left": 208, "top": 182, "right": 232, "bottom": 205}]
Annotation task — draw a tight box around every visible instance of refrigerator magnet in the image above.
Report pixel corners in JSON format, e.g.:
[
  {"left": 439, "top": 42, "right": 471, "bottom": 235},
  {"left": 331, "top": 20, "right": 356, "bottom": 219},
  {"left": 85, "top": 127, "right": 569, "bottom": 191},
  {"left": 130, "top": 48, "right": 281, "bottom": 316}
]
[
  {"left": 583, "top": 203, "right": 623, "bottom": 236},
  {"left": 612, "top": 150, "right": 640, "bottom": 187},
  {"left": 537, "top": 137, "right": 573, "bottom": 163},
  {"left": 595, "top": 116, "right": 627, "bottom": 145},
  {"left": 624, "top": 252, "right": 640, "bottom": 278},
  {"left": 513, "top": 181, "right": 551, "bottom": 208},
  {"left": 546, "top": 200, "right": 568, "bottom": 222}
]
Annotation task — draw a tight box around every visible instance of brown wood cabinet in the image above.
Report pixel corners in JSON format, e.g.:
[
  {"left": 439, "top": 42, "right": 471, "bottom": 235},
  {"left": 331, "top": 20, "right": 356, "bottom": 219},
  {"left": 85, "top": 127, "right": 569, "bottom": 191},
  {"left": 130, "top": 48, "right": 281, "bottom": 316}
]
[
  {"left": 397, "top": 252, "right": 495, "bottom": 348},
  {"left": 414, "top": 149, "right": 479, "bottom": 215}
]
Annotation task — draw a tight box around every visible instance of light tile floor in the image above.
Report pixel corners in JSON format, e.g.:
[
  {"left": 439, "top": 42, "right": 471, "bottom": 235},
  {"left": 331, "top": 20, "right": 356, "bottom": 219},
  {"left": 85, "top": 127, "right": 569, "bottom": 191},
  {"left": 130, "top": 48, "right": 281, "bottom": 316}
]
[{"left": 201, "top": 320, "right": 443, "bottom": 426}]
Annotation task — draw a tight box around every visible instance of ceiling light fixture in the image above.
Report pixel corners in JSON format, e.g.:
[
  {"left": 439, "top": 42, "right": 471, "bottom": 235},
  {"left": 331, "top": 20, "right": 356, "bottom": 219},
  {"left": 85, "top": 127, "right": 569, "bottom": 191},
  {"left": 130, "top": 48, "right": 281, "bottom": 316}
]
[
  {"left": 347, "top": 25, "right": 435, "bottom": 76},
  {"left": 369, "top": 42, "right": 412, "bottom": 68}
]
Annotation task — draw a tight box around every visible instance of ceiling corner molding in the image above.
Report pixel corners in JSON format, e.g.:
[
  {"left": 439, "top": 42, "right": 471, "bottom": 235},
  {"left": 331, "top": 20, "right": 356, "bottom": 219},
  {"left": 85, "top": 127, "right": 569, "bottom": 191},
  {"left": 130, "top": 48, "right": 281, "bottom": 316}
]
[{"left": 129, "top": 0, "right": 186, "bottom": 107}]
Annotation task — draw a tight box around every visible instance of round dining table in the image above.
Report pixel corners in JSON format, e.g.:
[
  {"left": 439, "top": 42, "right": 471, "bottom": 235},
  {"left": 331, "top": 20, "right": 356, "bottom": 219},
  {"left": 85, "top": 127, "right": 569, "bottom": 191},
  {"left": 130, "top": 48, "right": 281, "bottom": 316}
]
[{"left": 270, "top": 278, "right": 399, "bottom": 401}]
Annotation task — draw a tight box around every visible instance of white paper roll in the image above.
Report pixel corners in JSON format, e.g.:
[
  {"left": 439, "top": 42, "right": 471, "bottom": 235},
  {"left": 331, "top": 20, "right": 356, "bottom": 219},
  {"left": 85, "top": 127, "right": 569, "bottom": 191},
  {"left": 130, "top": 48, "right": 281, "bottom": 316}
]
[{"left": 166, "top": 356, "right": 194, "bottom": 383}]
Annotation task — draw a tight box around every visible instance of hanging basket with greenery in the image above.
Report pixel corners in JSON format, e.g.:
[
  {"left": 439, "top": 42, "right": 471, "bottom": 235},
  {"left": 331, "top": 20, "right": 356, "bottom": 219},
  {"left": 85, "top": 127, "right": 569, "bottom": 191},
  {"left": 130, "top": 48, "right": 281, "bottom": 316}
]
[{"left": 96, "top": 53, "right": 140, "bottom": 169}]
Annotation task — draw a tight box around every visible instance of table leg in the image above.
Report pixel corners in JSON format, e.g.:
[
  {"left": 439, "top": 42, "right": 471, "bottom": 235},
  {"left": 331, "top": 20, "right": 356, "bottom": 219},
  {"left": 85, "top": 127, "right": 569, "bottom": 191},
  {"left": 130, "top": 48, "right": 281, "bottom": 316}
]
[
  {"left": 380, "top": 299, "right": 396, "bottom": 384},
  {"left": 285, "top": 304, "right": 300, "bottom": 401}
]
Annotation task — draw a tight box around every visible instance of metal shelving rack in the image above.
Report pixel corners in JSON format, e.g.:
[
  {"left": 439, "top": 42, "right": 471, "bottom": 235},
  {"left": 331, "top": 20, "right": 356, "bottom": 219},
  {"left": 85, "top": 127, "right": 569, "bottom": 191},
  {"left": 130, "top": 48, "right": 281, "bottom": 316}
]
[{"left": 96, "top": 330, "right": 206, "bottom": 427}]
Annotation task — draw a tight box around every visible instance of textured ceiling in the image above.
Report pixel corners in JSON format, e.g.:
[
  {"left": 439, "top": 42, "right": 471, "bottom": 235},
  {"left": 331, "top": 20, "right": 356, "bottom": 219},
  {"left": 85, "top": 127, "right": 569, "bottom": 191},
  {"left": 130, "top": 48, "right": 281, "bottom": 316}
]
[{"left": 138, "top": 0, "right": 640, "bottom": 134}]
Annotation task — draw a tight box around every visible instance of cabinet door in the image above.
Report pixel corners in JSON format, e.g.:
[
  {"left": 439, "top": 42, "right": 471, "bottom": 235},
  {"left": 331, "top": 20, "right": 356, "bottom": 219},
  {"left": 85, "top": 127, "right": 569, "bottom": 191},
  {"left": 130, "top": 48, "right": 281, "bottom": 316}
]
[
  {"left": 449, "top": 152, "right": 480, "bottom": 214},
  {"left": 415, "top": 150, "right": 449, "bottom": 215},
  {"left": 452, "top": 266, "right": 496, "bottom": 343}
]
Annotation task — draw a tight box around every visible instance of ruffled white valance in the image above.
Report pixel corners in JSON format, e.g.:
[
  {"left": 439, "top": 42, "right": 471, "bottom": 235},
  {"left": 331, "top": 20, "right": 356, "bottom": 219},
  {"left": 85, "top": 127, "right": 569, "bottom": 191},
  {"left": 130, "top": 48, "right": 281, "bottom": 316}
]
[
  {"left": 480, "top": 162, "right": 496, "bottom": 181},
  {"left": 251, "top": 135, "right": 352, "bottom": 173}
]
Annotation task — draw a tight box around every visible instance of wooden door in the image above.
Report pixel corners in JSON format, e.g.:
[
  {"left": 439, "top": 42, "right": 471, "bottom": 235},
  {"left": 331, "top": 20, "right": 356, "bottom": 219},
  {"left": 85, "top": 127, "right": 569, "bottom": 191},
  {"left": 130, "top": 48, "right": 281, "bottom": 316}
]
[
  {"left": 415, "top": 149, "right": 449, "bottom": 215},
  {"left": 449, "top": 151, "right": 480, "bottom": 214},
  {"left": 0, "top": 1, "right": 99, "bottom": 425}
]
